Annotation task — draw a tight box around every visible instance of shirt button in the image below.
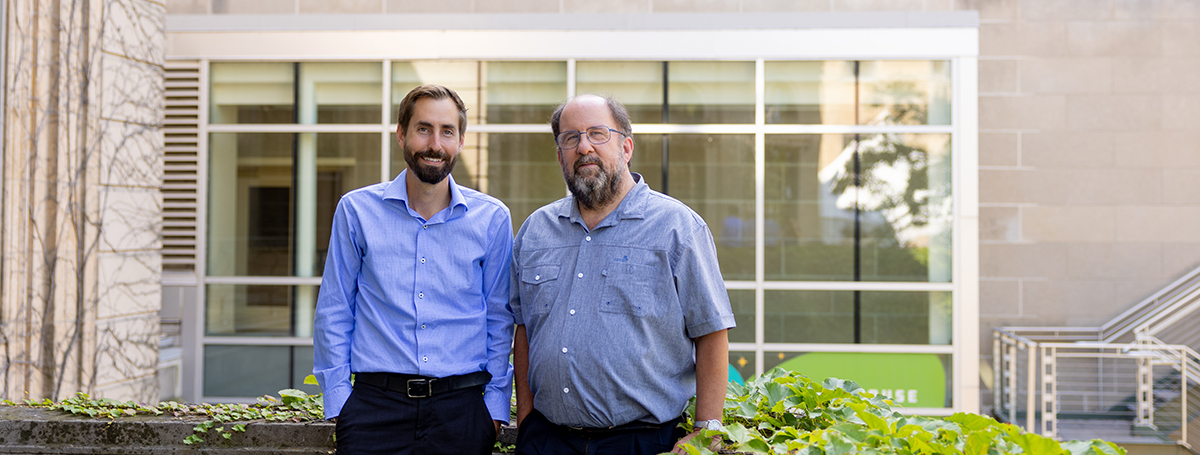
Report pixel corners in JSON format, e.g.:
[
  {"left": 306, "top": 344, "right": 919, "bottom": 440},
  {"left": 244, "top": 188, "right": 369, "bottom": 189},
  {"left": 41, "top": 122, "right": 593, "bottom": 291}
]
[
  {"left": 421, "top": 324, "right": 426, "bottom": 329},
  {"left": 420, "top": 257, "right": 426, "bottom": 264},
  {"left": 577, "top": 273, "right": 583, "bottom": 278},
  {"left": 585, "top": 236, "right": 592, "bottom": 241},
  {"left": 562, "top": 347, "right": 568, "bottom": 353},
  {"left": 423, "top": 356, "right": 428, "bottom": 362},
  {"left": 563, "top": 387, "right": 569, "bottom": 393},
  {"left": 423, "top": 225, "right": 428, "bottom": 230},
  {"left": 569, "top": 309, "right": 576, "bottom": 315},
  {"left": 418, "top": 292, "right": 424, "bottom": 299},
  {"left": 534, "top": 275, "right": 540, "bottom": 280}
]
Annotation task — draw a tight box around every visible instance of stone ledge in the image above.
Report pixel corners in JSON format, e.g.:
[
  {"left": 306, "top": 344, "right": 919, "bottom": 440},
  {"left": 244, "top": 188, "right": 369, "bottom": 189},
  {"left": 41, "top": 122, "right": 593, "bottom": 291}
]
[{"left": 0, "top": 407, "right": 519, "bottom": 454}]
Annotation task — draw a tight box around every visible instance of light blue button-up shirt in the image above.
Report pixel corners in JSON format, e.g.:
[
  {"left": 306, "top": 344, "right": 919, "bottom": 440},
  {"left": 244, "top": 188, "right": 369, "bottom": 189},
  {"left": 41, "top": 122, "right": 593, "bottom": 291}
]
[
  {"left": 511, "top": 174, "right": 735, "bottom": 428},
  {"left": 313, "top": 170, "right": 514, "bottom": 422}
]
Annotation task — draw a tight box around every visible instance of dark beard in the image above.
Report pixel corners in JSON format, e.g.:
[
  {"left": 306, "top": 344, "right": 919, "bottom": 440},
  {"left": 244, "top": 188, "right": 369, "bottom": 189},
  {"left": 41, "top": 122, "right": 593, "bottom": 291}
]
[
  {"left": 404, "top": 148, "right": 457, "bottom": 184},
  {"left": 566, "top": 155, "right": 624, "bottom": 210}
]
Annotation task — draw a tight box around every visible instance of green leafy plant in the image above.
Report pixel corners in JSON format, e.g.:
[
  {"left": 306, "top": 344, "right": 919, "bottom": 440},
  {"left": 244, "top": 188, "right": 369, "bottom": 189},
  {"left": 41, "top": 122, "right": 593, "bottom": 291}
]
[
  {"left": 677, "top": 368, "right": 1125, "bottom": 455},
  {"left": 13, "top": 382, "right": 326, "bottom": 445}
]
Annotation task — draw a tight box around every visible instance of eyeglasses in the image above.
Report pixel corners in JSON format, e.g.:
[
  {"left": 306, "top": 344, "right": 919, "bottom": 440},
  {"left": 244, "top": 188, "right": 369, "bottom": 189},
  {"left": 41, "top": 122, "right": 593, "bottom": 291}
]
[{"left": 556, "top": 126, "right": 624, "bottom": 151}]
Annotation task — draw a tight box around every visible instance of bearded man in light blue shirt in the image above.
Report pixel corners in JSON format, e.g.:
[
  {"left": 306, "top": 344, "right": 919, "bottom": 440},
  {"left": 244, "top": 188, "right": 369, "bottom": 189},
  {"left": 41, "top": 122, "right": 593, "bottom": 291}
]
[
  {"left": 511, "top": 94, "right": 735, "bottom": 455},
  {"left": 313, "top": 85, "right": 514, "bottom": 455}
]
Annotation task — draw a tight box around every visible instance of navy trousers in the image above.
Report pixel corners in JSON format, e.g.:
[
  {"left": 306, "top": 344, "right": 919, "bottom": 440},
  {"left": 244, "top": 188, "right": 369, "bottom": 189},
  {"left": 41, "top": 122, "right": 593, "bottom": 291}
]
[
  {"left": 515, "top": 409, "right": 686, "bottom": 455},
  {"left": 335, "top": 380, "right": 496, "bottom": 455}
]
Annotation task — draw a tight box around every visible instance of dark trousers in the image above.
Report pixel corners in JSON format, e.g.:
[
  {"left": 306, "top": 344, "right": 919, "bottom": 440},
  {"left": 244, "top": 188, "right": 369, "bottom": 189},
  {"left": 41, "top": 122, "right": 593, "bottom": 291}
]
[
  {"left": 335, "top": 379, "right": 496, "bottom": 455},
  {"left": 515, "top": 409, "right": 686, "bottom": 455}
]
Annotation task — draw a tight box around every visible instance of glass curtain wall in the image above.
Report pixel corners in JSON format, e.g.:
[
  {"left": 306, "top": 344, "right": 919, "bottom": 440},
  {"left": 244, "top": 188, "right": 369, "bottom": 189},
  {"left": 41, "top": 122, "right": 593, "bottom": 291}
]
[{"left": 205, "top": 59, "right": 954, "bottom": 406}]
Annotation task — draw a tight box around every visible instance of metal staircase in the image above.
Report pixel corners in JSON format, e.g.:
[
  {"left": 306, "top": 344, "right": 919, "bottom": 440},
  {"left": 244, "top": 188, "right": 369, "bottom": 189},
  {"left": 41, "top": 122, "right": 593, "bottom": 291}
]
[{"left": 994, "top": 265, "right": 1200, "bottom": 451}]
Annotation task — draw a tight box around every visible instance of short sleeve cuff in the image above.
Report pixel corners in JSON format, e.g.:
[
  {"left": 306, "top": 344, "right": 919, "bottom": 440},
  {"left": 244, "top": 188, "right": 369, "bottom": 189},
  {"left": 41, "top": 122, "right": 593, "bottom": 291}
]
[{"left": 686, "top": 314, "right": 737, "bottom": 339}]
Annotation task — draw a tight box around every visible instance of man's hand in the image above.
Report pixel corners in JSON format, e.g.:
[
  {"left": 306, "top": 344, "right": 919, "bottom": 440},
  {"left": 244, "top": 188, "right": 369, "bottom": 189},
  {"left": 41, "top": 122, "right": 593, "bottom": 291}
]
[
  {"left": 494, "top": 420, "right": 502, "bottom": 440},
  {"left": 671, "top": 428, "right": 720, "bottom": 454}
]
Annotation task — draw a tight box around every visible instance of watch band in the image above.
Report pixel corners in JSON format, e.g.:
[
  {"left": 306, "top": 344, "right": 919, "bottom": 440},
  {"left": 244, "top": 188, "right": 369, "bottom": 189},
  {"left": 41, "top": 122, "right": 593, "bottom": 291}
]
[{"left": 693, "top": 419, "right": 722, "bottom": 430}]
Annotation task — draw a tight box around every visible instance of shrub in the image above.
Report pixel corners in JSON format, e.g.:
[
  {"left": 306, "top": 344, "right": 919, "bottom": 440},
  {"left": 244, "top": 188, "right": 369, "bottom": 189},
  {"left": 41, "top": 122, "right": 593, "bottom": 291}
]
[{"left": 677, "top": 368, "right": 1124, "bottom": 455}]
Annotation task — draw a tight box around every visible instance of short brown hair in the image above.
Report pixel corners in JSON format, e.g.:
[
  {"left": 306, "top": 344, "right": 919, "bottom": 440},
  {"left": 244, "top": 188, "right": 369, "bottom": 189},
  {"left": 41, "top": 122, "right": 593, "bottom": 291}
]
[{"left": 396, "top": 84, "right": 467, "bottom": 138}]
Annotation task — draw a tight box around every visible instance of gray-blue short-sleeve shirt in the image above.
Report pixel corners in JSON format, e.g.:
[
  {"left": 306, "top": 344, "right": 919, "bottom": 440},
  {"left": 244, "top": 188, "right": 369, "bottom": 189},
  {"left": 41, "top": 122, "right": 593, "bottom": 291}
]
[{"left": 510, "top": 174, "right": 736, "bottom": 428}]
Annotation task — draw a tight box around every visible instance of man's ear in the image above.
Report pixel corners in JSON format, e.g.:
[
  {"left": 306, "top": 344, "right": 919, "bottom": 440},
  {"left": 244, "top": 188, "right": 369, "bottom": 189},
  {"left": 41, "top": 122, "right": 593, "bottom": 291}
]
[
  {"left": 621, "top": 134, "right": 634, "bottom": 163},
  {"left": 395, "top": 122, "right": 406, "bottom": 143}
]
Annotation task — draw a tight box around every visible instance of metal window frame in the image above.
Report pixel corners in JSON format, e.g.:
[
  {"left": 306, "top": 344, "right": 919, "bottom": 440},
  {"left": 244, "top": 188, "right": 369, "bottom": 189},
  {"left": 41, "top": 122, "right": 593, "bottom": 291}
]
[{"left": 175, "top": 26, "right": 979, "bottom": 412}]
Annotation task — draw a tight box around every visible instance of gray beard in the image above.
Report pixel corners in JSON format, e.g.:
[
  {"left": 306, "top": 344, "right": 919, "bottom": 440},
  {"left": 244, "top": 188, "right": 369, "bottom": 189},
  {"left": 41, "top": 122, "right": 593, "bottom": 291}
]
[{"left": 567, "top": 157, "right": 624, "bottom": 210}]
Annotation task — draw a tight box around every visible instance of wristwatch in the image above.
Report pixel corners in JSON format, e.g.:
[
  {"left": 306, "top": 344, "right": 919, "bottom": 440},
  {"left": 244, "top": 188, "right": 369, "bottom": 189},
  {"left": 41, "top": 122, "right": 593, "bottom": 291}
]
[{"left": 693, "top": 419, "right": 721, "bottom": 431}]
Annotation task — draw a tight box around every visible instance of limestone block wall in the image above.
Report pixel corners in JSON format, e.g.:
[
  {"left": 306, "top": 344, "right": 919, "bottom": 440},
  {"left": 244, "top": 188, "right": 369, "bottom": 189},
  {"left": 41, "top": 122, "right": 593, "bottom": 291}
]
[
  {"left": 164, "top": 0, "right": 1200, "bottom": 411},
  {"left": 0, "top": 0, "right": 165, "bottom": 402}
]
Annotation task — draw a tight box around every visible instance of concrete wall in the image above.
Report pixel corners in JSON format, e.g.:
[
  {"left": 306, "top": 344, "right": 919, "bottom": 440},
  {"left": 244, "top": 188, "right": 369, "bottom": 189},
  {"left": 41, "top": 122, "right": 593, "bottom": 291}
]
[
  {"left": 1, "top": 0, "right": 165, "bottom": 402},
  {"left": 163, "top": 0, "right": 1200, "bottom": 410}
]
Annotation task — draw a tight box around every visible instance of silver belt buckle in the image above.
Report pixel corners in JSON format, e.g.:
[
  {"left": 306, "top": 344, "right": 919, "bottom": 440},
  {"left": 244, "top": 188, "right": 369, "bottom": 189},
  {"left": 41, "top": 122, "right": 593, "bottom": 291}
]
[{"left": 406, "top": 379, "right": 432, "bottom": 398}]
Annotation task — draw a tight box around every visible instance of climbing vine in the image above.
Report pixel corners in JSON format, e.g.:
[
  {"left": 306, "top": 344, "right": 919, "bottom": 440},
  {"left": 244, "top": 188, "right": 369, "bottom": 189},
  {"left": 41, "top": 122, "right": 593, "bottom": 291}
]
[{"left": 6, "top": 386, "right": 324, "bottom": 445}]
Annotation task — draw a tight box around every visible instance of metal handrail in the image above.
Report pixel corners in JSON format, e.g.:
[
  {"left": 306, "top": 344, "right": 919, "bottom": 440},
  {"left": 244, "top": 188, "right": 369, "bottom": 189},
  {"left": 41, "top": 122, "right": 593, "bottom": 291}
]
[
  {"left": 1101, "top": 265, "right": 1200, "bottom": 343},
  {"left": 995, "top": 331, "right": 1200, "bottom": 447}
]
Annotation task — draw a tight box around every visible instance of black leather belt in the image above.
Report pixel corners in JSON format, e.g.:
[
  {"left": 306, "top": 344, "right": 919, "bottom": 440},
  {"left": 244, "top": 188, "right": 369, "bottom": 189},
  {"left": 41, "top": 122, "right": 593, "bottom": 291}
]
[
  {"left": 562, "top": 415, "right": 683, "bottom": 437},
  {"left": 355, "top": 371, "right": 491, "bottom": 398}
]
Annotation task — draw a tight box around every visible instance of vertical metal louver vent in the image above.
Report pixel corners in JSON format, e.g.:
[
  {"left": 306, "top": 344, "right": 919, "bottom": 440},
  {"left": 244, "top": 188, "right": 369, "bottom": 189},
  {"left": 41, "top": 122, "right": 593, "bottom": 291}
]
[{"left": 162, "top": 60, "right": 200, "bottom": 270}]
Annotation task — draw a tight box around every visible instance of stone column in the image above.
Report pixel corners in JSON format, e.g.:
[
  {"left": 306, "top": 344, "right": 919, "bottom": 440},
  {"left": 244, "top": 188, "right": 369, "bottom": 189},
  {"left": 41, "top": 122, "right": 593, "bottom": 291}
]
[{"left": 0, "top": 0, "right": 164, "bottom": 402}]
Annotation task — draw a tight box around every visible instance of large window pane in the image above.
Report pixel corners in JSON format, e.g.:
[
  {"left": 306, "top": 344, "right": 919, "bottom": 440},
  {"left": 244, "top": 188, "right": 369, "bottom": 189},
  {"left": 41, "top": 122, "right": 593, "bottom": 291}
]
[
  {"left": 484, "top": 133, "right": 563, "bottom": 232},
  {"left": 668, "top": 134, "right": 755, "bottom": 280},
  {"left": 210, "top": 62, "right": 294, "bottom": 124},
  {"left": 312, "top": 133, "right": 382, "bottom": 276},
  {"left": 765, "top": 134, "right": 856, "bottom": 281},
  {"left": 667, "top": 62, "right": 755, "bottom": 123},
  {"left": 630, "top": 134, "right": 663, "bottom": 192},
  {"left": 299, "top": 62, "right": 382, "bottom": 124},
  {"left": 204, "top": 345, "right": 290, "bottom": 397},
  {"left": 209, "top": 133, "right": 380, "bottom": 278},
  {"left": 855, "top": 134, "right": 952, "bottom": 282},
  {"left": 728, "top": 290, "right": 755, "bottom": 344},
  {"left": 858, "top": 61, "right": 951, "bottom": 126},
  {"left": 391, "top": 61, "right": 481, "bottom": 125},
  {"left": 486, "top": 62, "right": 567, "bottom": 123},
  {"left": 205, "top": 284, "right": 319, "bottom": 337},
  {"left": 576, "top": 61, "right": 664, "bottom": 123},
  {"left": 765, "top": 61, "right": 856, "bottom": 125},
  {"left": 208, "top": 133, "right": 294, "bottom": 276},
  {"left": 764, "top": 290, "right": 951, "bottom": 345}
]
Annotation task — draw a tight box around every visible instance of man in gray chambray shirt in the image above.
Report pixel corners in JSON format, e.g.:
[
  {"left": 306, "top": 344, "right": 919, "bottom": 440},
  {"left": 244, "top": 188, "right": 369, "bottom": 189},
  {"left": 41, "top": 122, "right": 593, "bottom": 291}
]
[{"left": 511, "top": 94, "right": 736, "bottom": 455}]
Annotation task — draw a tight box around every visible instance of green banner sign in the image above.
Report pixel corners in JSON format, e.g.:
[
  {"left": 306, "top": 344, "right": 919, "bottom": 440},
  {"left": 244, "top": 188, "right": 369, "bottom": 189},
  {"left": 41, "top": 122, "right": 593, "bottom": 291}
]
[{"left": 776, "top": 352, "right": 946, "bottom": 408}]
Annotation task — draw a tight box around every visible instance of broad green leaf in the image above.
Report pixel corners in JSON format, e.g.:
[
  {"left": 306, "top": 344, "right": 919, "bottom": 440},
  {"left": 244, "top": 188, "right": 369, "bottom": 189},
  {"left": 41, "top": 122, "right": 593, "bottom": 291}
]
[
  {"left": 725, "top": 422, "right": 753, "bottom": 445},
  {"left": 850, "top": 403, "right": 892, "bottom": 434},
  {"left": 964, "top": 430, "right": 992, "bottom": 455},
  {"left": 947, "top": 412, "right": 1001, "bottom": 432},
  {"left": 1010, "top": 433, "right": 1065, "bottom": 455},
  {"left": 738, "top": 438, "right": 772, "bottom": 453},
  {"left": 824, "top": 432, "right": 856, "bottom": 455},
  {"left": 278, "top": 388, "right": 308, "bottom": 405},
  {"left": 734, "top": 401, "right": 757, "bottom": 419},
  {"left": 1061, "top": 440, "right": 1125, "bottom": 455},
  {"left": 764, "top": 381, "right": 788, "bottom": 407},
  {"left": 303, "top": 374, "right": 319, "bottom": 386}
]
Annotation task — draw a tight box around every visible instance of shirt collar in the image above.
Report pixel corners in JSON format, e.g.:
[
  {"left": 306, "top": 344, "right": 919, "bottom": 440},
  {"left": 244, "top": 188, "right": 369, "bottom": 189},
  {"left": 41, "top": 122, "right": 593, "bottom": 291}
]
[
  {"left": 383, "top": 169, "right": 469, "bottom": 217},
  {"left": 558, "top": 172, "right": 648, "bottom": 225}
]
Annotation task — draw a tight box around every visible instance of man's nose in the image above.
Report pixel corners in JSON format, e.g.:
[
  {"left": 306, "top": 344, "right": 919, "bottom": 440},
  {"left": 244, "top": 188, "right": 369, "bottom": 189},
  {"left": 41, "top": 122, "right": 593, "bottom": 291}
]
[{"left": 575, "top": 137, "right": 596, "bottom": 155}]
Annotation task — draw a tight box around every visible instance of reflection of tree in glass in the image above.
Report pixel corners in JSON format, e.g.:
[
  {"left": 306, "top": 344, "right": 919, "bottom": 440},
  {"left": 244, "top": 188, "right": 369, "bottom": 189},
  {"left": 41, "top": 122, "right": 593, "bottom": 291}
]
[
  {"left": 865, "top": 81, "right": 927, "bottom": 125},
  {"left": 829, "top": 133, "right": 951, "bottom": 250}
]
